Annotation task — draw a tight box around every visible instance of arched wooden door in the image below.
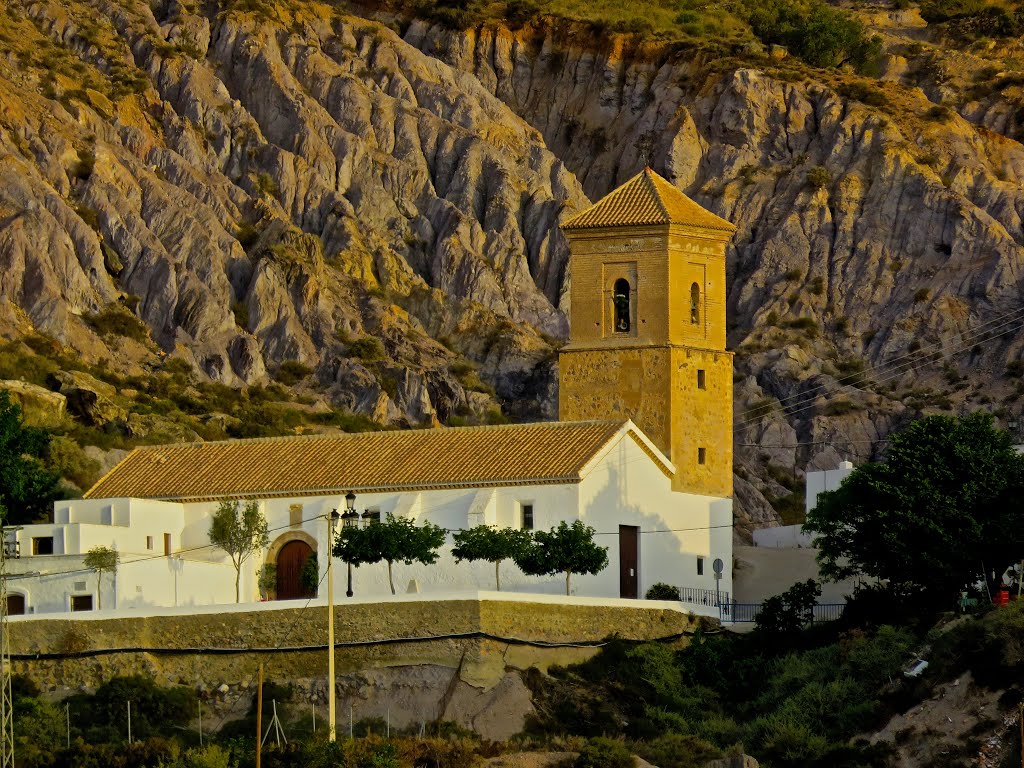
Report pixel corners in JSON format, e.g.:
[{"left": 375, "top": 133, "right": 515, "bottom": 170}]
[
  {"left": 5, "top": 594, "right": 24, "bottom": 615},
  {"left": 276, "top": 540, "right": 315, "bottom": 600}
]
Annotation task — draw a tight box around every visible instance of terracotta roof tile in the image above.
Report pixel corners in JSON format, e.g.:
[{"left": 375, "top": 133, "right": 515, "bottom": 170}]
[
  {"left": 84, "top": 421, "right": 632, "bottom": 501},
  {"left": 563, "top": 168, "right": 736, "bottom": 233}
]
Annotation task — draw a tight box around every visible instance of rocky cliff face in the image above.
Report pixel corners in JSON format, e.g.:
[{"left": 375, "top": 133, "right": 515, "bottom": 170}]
[
  {"left": 3, "top": 0, "right": 1024, "bottom": 533},
  {"left": 403, "top": 13, "right": 1024, "bottom": 528},
  {"left": 0, "top": 0, "right": 584, "bottom": 431}
]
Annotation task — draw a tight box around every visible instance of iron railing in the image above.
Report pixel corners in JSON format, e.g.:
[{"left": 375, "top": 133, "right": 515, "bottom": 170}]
[
  {"left": 678, "top": 586, "right": 730, "bottom": 607},
  {"left": 721, "top": 602, "right": 846, "bottom": 623}
]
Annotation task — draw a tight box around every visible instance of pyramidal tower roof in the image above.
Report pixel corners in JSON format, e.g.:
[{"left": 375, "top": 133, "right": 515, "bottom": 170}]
[{"left": 563, "top": 167, "right": 736, "bottom": 233}]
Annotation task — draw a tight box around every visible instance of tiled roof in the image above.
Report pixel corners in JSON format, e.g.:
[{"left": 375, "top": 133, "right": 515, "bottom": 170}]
[
  {"left": 563, "top": 167, "right": 736, "bottom": 233},
  {"left": 84, "top": 421, "right": 641, "bottom": 501}
]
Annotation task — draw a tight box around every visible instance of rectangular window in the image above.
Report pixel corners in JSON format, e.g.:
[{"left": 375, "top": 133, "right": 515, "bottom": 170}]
[
  {"left": 163, "top": 533, "right": 172, "bottom": 556},
  {"left": 71, "top": 595, "right": 93, "bottom": 612},
  {"left": 289, "top": 504, "right": 303, "bottom": 528},
  {"left": 697, "top": 557, "right": 705, "bottom": 576},
  {"left": 146, "top": 536, "right": 154, "bottom": 550},
  {"left": 32, "top": 537, "right": 53, "bottom": 555},
  {"left": 698, "top": 447, "right": 706, "bottom": 465},
  {"left": 521, "top": 503, "right": 534, "bottom": 530},
  {"left": 697, "top": 369, "right": 706, "bottom": 389},
  {"left": 363, "top": 509, "right": 381, "bottom": 525}
]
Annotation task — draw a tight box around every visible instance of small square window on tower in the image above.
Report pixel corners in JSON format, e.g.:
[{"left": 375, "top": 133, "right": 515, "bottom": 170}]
[
  {"left": 697, "top": 369, "right": 706, "bottom": 389},
  {"left": 521, "top": 503, "right": 534, "bottom": 530},
  {"left": 698, "top": 447, "right": 706, "bottom": 465}
]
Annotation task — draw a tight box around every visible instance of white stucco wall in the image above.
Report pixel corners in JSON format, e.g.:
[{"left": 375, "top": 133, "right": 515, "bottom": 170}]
[
  {"left": 9, "top": 428, "right": 731, "bottom": 615},
  {"left": 4, "top": 553, "right": 236, "bottom": 614},
  {"left": 805, "top": 461, "right": 854, "bottom": 516}
]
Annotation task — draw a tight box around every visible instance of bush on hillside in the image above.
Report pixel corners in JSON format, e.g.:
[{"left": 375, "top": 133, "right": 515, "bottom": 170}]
[
  {"left": 745, "top": 0, "right": 881, "bottom": 72},
  {"left": 575, "top": 737, "right": 635, "bottom": 768}
]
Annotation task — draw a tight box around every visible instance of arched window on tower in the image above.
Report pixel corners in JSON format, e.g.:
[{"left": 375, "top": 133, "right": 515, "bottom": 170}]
[
  {"left": 690, "top": 282, "right": 701, "bottom": 325},
  {"left": 613, "top": 279, "right": 631, "bottom": 333}
]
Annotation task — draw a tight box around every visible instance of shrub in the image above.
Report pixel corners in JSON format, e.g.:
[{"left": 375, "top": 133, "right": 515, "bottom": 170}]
[
  {"left": 276, "top": 360, "right": 312, "bottom": 385},
  {"left": 70, "top": 147, "right": 95, "bottom": 180},
  {"left": 806, "top": 166, "right": 831, "bottom": 190},
  {"left": 636, "top": 733, "right": 721, "bottom": 768},
  {"left": 47, "top": 435, "right": 101, "bottom": 490},
  {"left": 349, "top": 337, "right": 385, "bottom": 362},
  {"left": 756, "top": 579, "right": 821, "bottom": 636},
  {"left": 914, "top": 288, "right": 931, "bottom": 303},
  {"left": 645, "top": 582, "right": 681, "bottom": 600},
  {"left": 575, "top": 737, "right": 634, "bottom": 768},
  {"left": 746, "top": 0, "right": 881, "bottom": 72},
  {"left": 84, "top": 305, "right": 149, "bottom": 342},
  {"left": 838, "top": 81, "right": 888, "bottom": 106}
]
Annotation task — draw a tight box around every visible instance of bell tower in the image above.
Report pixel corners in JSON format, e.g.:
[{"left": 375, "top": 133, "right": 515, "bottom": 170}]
[{"left": 558, "top": 168, "right": 735, "bottom": 497}]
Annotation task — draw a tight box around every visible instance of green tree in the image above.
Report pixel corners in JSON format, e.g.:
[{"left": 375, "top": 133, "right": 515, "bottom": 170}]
[
  {"left": 83, "top": 545, "right": 119, "bottom": 610},
  {"left": 208, "top": 499, "right": 270, "bottom": 602},
  {"left": 0, "top": 391, "right": 62, "bottom": 524},
  {"left": 333, "top": 513, "right": 447, "bottom": 594},
  {"left": 755, "top": 579, "right": 821, "bottom": 636},
  {"left": 804, "top": 413, "right": 1024, "bottom": 606},
  {"left": 451, "top": 525, "right": 532, "bottom": 590},
  {"left": 516, "top": 520, "right": 609, "bottom": 595}
]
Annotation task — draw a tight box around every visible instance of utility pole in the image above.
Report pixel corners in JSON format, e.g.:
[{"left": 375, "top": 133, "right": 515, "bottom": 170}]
[
  {"left": 0, "top": 527, "right": 16, "bottom": 768},
  {"left": 326, "top": 508, "right": 340, "bottom": 742},
  {"left": 256, "top": 664, "right": 263, "bottom": 768}
]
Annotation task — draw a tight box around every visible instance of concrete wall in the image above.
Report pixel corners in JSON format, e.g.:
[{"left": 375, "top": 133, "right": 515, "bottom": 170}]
[{"left": 752, "top": 525, "right": 816, "bottom": 549}]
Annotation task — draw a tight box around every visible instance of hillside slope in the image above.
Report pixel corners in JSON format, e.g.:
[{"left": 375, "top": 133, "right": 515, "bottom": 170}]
[{"left": 3, "top": 0, "right": 1024, "bottom": 531}]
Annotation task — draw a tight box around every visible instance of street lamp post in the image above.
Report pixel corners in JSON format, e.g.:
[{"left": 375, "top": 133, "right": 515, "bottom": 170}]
[
  {"left": 340, "top": 494, "right": 359, "bottom": 599},
  {"left": 325, "top": 504, "right": 342, "bottom": 742}
]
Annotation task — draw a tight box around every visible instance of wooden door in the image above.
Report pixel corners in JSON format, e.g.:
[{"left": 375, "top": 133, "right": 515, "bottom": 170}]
[
  {"left": 276, "top": 541, "right": 314, "bottom": 600},
  {"left": 619, "top": 525, "right": 639, "bottom": 599},
  {"left": 5, "top": 594, "right": 24, "bottom": 615}
]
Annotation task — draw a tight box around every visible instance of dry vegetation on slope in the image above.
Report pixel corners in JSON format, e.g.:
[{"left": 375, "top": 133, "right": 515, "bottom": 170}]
[{"left": 3, "top": 0, "right": 1024, "bottom": 530}]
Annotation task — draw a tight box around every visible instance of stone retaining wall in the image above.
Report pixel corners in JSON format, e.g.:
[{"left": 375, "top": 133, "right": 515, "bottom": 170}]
[{"left": 10, "top": 599, "right": 705, "bottom": 739}]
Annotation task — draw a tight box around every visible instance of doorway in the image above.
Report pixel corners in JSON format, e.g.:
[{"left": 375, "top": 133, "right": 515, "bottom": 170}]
[
  {"left": 5, "top": 594, "right": 24, "bottom": 615},
  {"left": 276, "top": 540, "right": 315, "bottom": 600},
  {"left": 619, "top": 525, "right": 639, "bottom": 599}
]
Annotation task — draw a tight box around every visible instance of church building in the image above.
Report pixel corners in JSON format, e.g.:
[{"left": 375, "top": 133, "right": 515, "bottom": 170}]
[{"left": 5, "top": 169, "right": 736, "bottom": 617}]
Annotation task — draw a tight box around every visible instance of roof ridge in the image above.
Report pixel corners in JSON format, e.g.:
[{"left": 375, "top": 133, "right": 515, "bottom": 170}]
[
  {"left": 130, "top": 419, "right": 629, "bottom": 452},
  {"left": 644, "top": 167, "right": 672, "bottom": 223}
]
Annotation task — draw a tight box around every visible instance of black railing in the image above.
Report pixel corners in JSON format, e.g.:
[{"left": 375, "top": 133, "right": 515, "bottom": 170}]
[
  {"left": 679, "top": 586, "right": 730, "bottom": 607},
  {"left": 721, "top": 602, "right": 846, "bottom": 623}
]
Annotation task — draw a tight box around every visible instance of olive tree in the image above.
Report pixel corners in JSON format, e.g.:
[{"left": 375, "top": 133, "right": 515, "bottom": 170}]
[
  {"left": 516, "top": 520, "right": 609, "bottom": 595},
  {"left": 83, "top": 546, "right": 118, "bottom": 610},
  {"left": 208, "top": 499, "right": 270, "bottom": 602},
  {"left": 451, "top": 525, "right": 532, "bottom": 591}
]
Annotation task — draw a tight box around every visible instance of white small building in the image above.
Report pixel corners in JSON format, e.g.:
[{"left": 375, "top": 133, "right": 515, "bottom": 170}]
[
  {"left": 5, "top": 420, "right": 733, "bottom": 614},
  {"left": 752, "top": 461, "right": 855, "bottom": 548}
]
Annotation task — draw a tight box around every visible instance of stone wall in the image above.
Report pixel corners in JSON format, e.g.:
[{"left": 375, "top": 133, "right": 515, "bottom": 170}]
[{"left": 10, "top": 599, "right": 703, "bottom": 740}]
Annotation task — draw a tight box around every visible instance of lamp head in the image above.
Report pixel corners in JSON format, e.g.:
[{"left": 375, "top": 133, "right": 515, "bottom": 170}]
[{"left": 345, "top": 491, "right": 356, "bottom": 511}]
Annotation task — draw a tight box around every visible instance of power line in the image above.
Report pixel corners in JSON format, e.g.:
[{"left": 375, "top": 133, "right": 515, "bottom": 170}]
[{"left": 734, "top": 304, "right": 1024, "bottom": 430}]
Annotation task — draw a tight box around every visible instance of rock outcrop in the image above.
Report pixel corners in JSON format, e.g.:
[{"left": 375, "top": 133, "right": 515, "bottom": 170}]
[{"left": 3, "top": 0, "right": 1024, "bottom": 533}]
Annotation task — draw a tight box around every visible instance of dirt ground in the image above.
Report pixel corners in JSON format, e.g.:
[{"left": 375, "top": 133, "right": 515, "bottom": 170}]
[{"left": 869, "top": 671, "right": 1020, "bottom": 767}]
